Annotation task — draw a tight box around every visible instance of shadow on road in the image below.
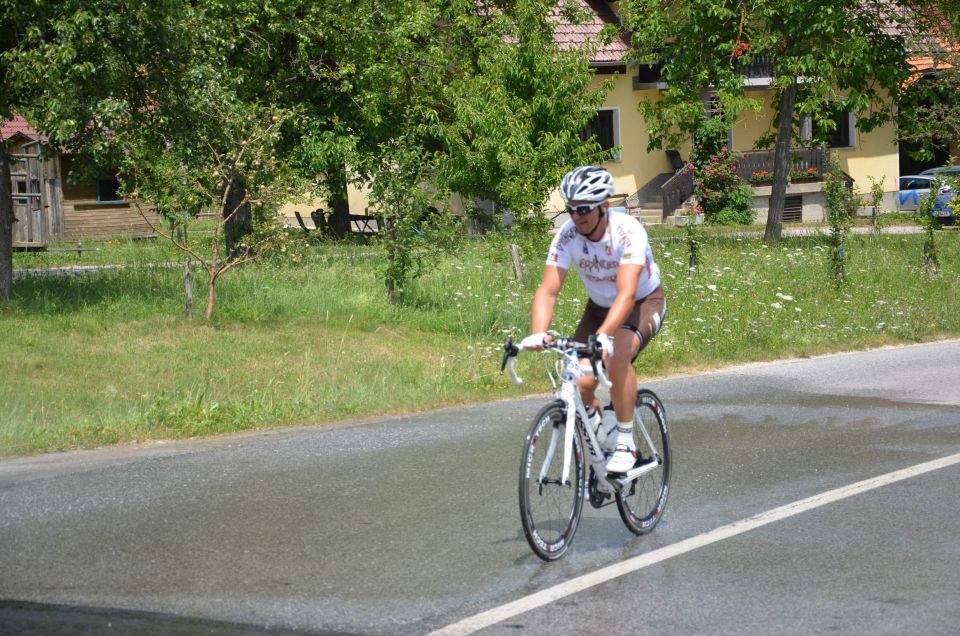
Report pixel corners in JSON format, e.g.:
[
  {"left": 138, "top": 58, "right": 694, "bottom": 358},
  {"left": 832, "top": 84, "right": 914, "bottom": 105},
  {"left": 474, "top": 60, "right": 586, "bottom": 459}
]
[{"left": 0, "top": 599, "right": 351, "bottom": 636}]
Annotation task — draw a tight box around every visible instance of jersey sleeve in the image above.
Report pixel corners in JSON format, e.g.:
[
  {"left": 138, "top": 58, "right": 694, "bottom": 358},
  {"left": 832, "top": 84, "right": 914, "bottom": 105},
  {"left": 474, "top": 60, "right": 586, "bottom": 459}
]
[
  {"left": 546, "top": 224, "right": 575, "bottom": 270},
  {"left": 617, "top": 216, "right": 649, "bottom": 266}
]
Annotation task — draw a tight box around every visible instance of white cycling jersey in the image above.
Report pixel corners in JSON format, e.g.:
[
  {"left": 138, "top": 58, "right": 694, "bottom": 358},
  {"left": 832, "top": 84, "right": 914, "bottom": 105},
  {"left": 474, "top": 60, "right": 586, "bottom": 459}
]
[{"left": 546, "top": 210, "right": 661, "bottom": 307}]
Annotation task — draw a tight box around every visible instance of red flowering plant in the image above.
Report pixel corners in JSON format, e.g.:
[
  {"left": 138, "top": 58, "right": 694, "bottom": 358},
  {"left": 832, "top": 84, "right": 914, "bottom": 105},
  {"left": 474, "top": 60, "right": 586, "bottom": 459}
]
[
  {"left": 689, "top": 119, "right": 755, "bottom": 224},
  {"left": 731, "top": 40, "right": 750, "bottom": 62}
]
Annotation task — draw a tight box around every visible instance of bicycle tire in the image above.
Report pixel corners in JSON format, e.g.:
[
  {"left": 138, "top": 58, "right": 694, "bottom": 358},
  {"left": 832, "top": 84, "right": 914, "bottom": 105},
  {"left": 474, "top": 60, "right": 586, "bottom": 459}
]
[
  {"left": 518, "top": 400, "right": 585, "bottom": 561},
  {"left": 616, "top": 388, "right": 671, "bottom": 535}
]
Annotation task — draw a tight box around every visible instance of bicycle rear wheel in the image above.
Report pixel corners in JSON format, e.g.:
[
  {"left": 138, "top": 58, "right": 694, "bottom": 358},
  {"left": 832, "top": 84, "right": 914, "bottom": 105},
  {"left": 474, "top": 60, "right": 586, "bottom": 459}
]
[
  {"left": 616, "top": 389, "right": 671, "bottom": 534},
  {"left": 518, "top": 401, "right": 585, "bottom": 561}
]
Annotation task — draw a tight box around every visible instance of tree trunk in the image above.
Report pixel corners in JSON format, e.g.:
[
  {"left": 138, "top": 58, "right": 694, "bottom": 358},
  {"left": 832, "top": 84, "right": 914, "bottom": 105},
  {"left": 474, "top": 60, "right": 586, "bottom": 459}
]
[
  {"left": 765, "top": 78, "right": 797, "bottom": 245},
  {"left": 224, "top": 173, "right": 251, "bottom": 256},
  {"left": 206, "top": 277, "right": 216, "bottom": 320},
  {"left": 0, "top": 144, "right": 13, "bottom": 301},
  {"left": 327, "top": 163, "right": 351, "bottom": 239}
]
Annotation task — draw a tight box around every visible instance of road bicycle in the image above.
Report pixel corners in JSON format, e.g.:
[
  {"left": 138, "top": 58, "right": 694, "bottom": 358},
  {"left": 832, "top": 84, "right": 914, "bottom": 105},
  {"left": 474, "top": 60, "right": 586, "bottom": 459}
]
[{"left": 501, "top": 335, "right": 671, "bottom": 561}]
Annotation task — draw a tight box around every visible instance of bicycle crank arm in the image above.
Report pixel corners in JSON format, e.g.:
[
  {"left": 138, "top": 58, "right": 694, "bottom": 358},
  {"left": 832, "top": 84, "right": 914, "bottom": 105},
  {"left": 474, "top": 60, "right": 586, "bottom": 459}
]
[{"left": 610, "top": 458, "right": 660, "bottom": 488}]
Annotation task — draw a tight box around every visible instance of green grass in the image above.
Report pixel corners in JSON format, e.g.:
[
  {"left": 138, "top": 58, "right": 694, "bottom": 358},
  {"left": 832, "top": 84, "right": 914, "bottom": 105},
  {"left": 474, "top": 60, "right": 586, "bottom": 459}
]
[{"left": 3, "top": 226, "right": 960, "bottom": 457}]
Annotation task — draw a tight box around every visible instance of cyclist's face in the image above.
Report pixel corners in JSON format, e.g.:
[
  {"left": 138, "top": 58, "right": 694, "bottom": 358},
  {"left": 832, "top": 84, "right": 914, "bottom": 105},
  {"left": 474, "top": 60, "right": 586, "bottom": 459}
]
[{"left": 568, "top": 201, "right": 605, "bottom": 235}]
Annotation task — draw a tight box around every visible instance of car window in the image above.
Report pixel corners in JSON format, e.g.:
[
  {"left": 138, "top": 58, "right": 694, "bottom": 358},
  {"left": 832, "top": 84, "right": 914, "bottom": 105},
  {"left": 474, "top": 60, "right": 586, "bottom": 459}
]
[{"left": 900, "top": 177, "right": 929, "bottom": 190}]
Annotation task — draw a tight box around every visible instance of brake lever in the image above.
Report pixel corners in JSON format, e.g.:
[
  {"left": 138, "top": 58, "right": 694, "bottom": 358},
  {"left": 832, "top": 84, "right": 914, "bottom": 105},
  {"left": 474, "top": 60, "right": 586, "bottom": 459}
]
[{"left": 500, "top": 336, "right": 519, "bottom": 373}]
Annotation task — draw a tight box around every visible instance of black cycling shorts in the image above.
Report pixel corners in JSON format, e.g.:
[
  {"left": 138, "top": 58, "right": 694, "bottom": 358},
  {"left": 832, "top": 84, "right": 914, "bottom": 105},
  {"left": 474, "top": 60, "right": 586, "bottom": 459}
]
[{"left": 572, "top": 286, "right": 666, "bottom": 362}]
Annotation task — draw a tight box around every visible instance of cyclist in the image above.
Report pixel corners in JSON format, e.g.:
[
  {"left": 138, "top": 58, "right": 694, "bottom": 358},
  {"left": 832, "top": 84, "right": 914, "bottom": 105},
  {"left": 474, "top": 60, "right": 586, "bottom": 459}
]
[{"left": 521, "top": 165, "right": 666, "bottom": 473}]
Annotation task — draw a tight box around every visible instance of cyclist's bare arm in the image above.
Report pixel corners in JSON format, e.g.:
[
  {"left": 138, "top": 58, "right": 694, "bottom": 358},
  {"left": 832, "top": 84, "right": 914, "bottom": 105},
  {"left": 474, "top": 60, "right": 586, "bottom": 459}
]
[{"left": 530, "top": 264, "right": 567, "bottom": 344}]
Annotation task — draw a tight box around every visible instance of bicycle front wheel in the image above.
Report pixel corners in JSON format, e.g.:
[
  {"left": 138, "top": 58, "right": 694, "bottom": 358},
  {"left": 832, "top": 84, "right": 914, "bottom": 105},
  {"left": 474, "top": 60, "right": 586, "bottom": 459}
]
[
  {"left": 518, "top": 401, "right": 585, "bottom": 561},
  {"left": 616, "top": 389, "right": 671, "bottom": 535}
]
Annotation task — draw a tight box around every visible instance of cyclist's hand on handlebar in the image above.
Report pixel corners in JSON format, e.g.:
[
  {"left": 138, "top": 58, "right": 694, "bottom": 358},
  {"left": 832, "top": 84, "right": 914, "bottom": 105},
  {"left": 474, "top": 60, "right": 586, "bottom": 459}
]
[
  {"left": 519, "top": 332, "right": 546, "bottom": 350},
  {"left": 519, "top": 332, "right": 551, "bottom": 350},
  {"left": 594, "top": 332, "right": 614, "bottom": 357}
]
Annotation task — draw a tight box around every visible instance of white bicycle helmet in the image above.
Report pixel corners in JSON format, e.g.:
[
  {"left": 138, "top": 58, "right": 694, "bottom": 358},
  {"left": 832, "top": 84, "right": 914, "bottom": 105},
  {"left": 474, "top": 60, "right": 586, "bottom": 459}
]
[{"left": 560, "top": 166, "right": 614, "bottom": 203}]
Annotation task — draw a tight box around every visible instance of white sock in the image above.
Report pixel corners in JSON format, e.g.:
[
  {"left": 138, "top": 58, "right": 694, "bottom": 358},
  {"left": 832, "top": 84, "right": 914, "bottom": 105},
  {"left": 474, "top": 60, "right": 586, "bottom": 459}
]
[{"left": 617, "top": 422, "right": 634, "bottom": 448}]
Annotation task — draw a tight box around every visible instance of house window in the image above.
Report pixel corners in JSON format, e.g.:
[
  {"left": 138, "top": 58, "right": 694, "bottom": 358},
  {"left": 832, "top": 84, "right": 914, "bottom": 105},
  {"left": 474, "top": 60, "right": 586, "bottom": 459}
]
[
  {"left": 802, "top": 104, "right": 856, "bottom": 149},
  {"left": 697, "top": 95, "right": 733, "bottom": 149},
  {"left": 96, "top": 175, "right": 126, "bottom": 203},
  {"left": 14, "top": 180, "right": 27, "bottom": 205},
  {"left": 635, "top": 61, "right": 664, "bottom": 84},
  {"left": 14, "top": 179, "right": 41, "bottom": 210},
  {"left": 581, "top": 108, "right": 621, "bottom": 161}
]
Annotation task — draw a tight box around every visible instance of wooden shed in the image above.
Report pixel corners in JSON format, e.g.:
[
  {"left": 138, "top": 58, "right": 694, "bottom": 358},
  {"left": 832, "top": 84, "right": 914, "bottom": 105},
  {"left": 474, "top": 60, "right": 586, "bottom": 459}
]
[
  {"left": 3, "top": 117, "right": 63, "bottom": 248},
  {"left": 3, "top": 115, "right": 158, "bottom": 248}
]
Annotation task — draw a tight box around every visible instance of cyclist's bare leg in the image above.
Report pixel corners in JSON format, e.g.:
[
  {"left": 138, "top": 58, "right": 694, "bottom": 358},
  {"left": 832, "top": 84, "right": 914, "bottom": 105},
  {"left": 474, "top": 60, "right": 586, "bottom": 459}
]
[
  {"left": 605, "top": 329, "right": 641, "bottom": 421},
  {"left": 576, "top": 372, "right": 599, "bottom": 411}
]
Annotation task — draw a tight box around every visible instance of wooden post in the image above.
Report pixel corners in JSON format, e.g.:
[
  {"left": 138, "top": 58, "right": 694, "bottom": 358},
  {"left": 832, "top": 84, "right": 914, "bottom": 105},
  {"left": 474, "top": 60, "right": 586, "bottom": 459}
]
[
  {"left": 184, "top": 257, "right": 193, "bottom": 319},
  {"left": 509, "top": 244, "right": 525, "bottom": 282}
]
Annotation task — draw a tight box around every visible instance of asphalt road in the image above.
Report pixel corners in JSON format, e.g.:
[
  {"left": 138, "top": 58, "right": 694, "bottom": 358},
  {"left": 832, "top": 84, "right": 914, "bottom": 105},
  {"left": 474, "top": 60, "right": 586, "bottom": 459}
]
[{"left": 2, "top": 340, "right": 959, "bottom": 635}]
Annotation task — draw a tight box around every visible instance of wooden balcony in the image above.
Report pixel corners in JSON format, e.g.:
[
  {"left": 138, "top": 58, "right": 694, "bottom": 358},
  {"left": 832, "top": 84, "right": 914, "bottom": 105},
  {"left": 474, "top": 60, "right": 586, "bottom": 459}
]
[{"left": 737, "top": 148, "right": 826, "bottom": 181}]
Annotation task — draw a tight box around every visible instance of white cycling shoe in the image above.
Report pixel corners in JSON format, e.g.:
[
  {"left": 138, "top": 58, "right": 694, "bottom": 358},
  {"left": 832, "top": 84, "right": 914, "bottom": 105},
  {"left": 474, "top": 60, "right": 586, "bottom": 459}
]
[{"left": 605, "top": 442, "right": 637, "bottom": 474}]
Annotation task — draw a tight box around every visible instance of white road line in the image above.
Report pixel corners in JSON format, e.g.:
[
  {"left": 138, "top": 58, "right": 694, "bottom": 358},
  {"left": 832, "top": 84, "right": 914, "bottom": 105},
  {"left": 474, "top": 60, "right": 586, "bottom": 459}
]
[{"left": 430, "top": 452, "right": 960, "bottom": 636}]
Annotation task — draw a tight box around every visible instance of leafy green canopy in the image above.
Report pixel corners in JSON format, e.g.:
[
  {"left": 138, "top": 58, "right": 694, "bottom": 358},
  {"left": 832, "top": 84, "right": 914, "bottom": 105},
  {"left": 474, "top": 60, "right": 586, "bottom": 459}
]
[
  {"left": 620, "top": 0, "right": 930, "bottom": 149},
  {"left": 617, "top": 0, "right": 960, "bottom": 243},
  {"left": 3, "top": 0, "right": 610, "bottom": 303},
  {"left": 181, "top": 0, "right": 609, "bottom": 219}
]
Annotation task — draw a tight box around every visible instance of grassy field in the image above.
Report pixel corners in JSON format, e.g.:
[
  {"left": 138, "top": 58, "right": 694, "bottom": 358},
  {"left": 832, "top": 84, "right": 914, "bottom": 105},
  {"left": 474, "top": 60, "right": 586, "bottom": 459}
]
[{"left": 3, "top": 222, "right": 959, "bottom": 457}]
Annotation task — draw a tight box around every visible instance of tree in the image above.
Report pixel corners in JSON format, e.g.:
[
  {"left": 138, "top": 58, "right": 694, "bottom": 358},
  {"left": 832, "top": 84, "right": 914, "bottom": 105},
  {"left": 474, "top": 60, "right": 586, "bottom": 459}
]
[
  {"left": 423, "top": 0, "right": 609, "bottom": 217},
  {"left": 899, "top": 63, "right": 960, "bottom": 164},
  {"left": 366, "top": 0, "right": 611, "bottom": 297},
  {"left": 618, "top": 0, "right": 959, "bottom": 244},
  {"left": 0, "top": 1, "right": 56, "bottom": 301},
  {"left": 7, "top": 1, "right": 304, "bottom": 318},
  {"left": 121, "top": 91, "right": 305, "bottom": 320},
  {"left": 188, "top": 0, "right": 608, "bottom": 298},
  {"left": 0, "top": 1, "right": 190, "bottom": 302},
  {"left": 6, "top": 0, "right": 609, "bottom": 308}
]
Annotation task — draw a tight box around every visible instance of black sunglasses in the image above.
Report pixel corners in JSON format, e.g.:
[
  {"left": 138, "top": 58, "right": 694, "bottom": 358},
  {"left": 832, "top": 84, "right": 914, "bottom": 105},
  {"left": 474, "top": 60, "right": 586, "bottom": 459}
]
[{"left": 565, "top": 203, "right": 599, "bottom": 216}]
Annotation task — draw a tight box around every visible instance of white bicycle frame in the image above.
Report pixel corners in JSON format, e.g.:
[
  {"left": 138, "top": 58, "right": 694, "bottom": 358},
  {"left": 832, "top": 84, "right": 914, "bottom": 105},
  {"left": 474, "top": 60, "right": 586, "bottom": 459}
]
[{"left": 506, "top": 344, "right": 662, "bottom": 494}]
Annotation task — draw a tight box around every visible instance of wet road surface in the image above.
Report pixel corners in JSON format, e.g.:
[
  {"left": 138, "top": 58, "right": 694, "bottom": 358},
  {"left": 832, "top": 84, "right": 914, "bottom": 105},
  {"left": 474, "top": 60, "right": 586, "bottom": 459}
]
[{"left": 2, "top": 340, "right": 959, "bottom": 635}]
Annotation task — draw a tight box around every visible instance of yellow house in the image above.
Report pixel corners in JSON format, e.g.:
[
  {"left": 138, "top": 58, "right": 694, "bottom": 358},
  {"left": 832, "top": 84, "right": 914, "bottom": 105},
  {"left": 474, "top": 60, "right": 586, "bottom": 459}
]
[{"left": 551, "top": 0, "right": 902, "bottom": 225}]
